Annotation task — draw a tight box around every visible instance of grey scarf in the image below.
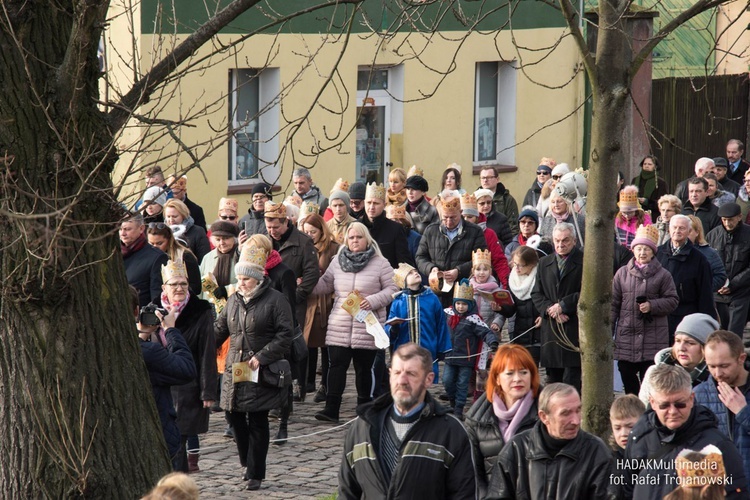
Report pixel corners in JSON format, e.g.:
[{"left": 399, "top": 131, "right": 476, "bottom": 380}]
[{"left": 339, "top": 246, "right": 375, "bottom": 273}]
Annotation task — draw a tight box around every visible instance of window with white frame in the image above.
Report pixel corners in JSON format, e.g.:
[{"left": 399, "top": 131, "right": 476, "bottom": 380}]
[
  {"left": 228, "top": 68, "right": 280, "bottom": 185},
  {"left": 474, "top": 62, "right": 516, "bottom": 166}
]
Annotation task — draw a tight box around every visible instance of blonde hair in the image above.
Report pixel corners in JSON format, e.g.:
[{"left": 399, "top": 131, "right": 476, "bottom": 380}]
[
  {"left": 247, "top": 233, "right": 273, "bottom": 254},
  {"left": 686, "top": 215, "right": 708, "bottom": 245},
  {"left": 389, "top": 168, "right": 407, "bottom": 185},
  {"left": 340, "top": 222, "right": 383, "bottom": 257},
  {"left": 163, "top": 199, "right": 190, "bottom": 221},
  {"left": 141, "top": 472, "right": 199, "bottom": 500}
]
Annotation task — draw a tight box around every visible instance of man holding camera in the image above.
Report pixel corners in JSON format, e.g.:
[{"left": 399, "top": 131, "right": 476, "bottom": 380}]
[{"left": 130, "top": 286, "right": 196, "bottom": 470}]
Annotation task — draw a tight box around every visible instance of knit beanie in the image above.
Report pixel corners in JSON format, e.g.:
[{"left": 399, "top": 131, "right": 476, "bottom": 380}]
[
  {"left": 675, "top": 313, "right": 720, "bottom": 345},
  {"left": 329, "top": 189, "right": 351, "bottom": 206},
  {"left": 234, "top": 243, "right": 268, "bottom": 281},
  {"left": 251, "top": 183, "right": 273, "bottom": 198},
  {"left": 518, "top": 207, "right": 539, "bottom": 226}
]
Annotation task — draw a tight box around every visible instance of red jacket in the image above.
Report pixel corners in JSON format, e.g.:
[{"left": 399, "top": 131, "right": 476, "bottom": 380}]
[{"left": 483, "top": 228, "right": 510, "bottom": 289}]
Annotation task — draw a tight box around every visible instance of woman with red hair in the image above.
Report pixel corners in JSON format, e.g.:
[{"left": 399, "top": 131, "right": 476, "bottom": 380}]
[{"left": 464, "top": 344, "right": 540, "bottom": 498}]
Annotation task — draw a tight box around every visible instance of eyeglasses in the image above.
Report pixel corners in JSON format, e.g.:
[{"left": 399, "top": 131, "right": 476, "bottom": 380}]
[
  {"left": 166, "top": 282, "right": 189, "bottom": 289},
  {"left": 536, "top": 171, "right": 550, "bottom": 176},
  {"left": 220, "top": 215, "right": 237, "bottom": 221},
  {"left": 350, "top": 200, "right": 364, "bottom": 206},
  {"left": 654, "top": 401, "right": 689, "bottom": 410},
  {"left": 148, "top": 222, "right": 168, "bottom": 230},
  {"left": 552, "top": 175, "right": 562, "bottom": 181},
  {"left": 480, "top": 176, "right": 497, "bottom": 181}
]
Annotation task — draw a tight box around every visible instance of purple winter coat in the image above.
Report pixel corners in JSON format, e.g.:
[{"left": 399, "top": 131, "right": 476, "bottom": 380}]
[{"left": 611, "top": 258, "right": 679, "bottom": 363}]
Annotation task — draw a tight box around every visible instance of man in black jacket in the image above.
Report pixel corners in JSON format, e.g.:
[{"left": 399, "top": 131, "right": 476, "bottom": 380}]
[
  {"left": 120, "top": 213, "right": 168, "bottom": 307},
  {"left": 706, "top": 202, "right": 750, "bottom": 338},
  {"left": 488, "top": 383, "right": 614, "bottom": 499},
  {"left": 682, "top": 176, "right": 721, "bottom": 235},
  {"left": 623, "top": 364, "right": 748, "bottom": 499},
  {"left": 362, "top": 182, "right": 414, "bottom": 268},
  {"left": 339, "top": 343, "right": 476, "bottom": 499}
]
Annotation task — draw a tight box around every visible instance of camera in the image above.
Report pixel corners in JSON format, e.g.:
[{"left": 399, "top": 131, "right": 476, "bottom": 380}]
[{"left": 139, "top": 303, "right": 168, "bottom": 326}]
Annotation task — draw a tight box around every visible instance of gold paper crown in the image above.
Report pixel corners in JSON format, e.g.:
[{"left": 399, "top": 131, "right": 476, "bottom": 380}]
[
  {"left": 675, "top": 445, "right": 726, "bottom": 488},
  {"left": 299, "top": 201, "right": 320, "bottom": 218},
  {"left": 540, "top": 157, "right": 556, "bottom": 168},
  {"left": 454, "top": 279, "right": 474, "bottom": 302},
  {"left": 386, "top": 204, "right": 408, "bottom": 221},
  {"left": 264, "top": 200, "right": 287, "bottom": 219},
  {"left": 440, "top": 196, "right": 462, "bottom": 215},
  {"left": 618, "top": 185, "right": 641, "bottom": 211},
  {"left": 168, "top": 175, "right": 187, "bottom": 190},
  {"left": 460, "top": 193, "right": 477, "bottom": 211},
  {"left": 472, "top": 249, "right": 492, "bottom": 269},
  {"left": 365, "top": 182, "right": 386, "bottom": 201},
  {"left": 238, "top": 242, "right": 269, "bottom": 270},
  {"left": 161, "top": 259, "right": 188, "bottom": 283},
  {"left": 219, "top": 197, "right": 238, "bottom": 213},
  {"left": 634, "top": 224, "right": 659, "bottom": 244},
  {"left": 285, "top": 194, "right": 303, "bottom": 207},
  {"left": 407, "top": 165, "right": 424, "bottom": 178},
  {"left": 446, "top": 162, "right": 462, "bottom": 174},
  {"left": 331, "top": 178, "right": 350, "bottom": 194},
  {"left": 393, "top": 263, "right": 418, "bottom": 289}
]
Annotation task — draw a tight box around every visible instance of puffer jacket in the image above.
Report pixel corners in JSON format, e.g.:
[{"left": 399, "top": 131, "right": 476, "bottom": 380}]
[
  {"left": 487, "top": 420, "right": 615, "bottom": 500},
  {"left": 464, "top": 393, "right": 538, "bottom": 498},
  {"left": 312, "top": 251, "right": 397, "bottom": 349},
  {"left": 406, "top": 196, "right": 439, "bottom": 235},
  {"left": 338, "top": 391, "right": 477, "bottom": 500},
  {"left": 444, "top": 309, "right": 498, "bottom": 367},
  {"left": 272, "top": 222, "right": 319, "bottom": 326},
  {"left": 238, "top": 208, "right": 268, "bottom": 237},
  {"left": 623, "top": 405, "right": 749, "bottom": 499},
  {"left": 416, "top": 221, "right": 488, "bottom": 282},
  {"left": 694, "top": 375, "right": 750, "bottom": 483},
  {"left": 180, "top": 217, "right": 211, "bottom": 263},
  {"left": 611, "top": 258, "right": 679, "bottom": 363},
  {"left": 706, "top": 223, "right": 750, "bottom": 298},
  {"left": 215, "top": 279, "right": 294, "bottom": 413}
]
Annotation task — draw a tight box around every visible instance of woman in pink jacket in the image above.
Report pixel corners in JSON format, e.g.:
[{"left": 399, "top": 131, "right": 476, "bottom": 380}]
[{"left": 312, "top": 222, "right": 397, "bottom": 423}]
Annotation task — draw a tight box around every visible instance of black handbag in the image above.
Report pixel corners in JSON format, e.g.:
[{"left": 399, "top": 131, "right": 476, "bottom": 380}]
[
  {"left": 260, "top": 359, "right": 293, "bottom": 388},
  {"left": 290, "top": 325, "right": 308, "bottom": 363}
]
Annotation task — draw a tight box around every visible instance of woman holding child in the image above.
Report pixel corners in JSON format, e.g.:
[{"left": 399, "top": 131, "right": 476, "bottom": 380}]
[{"left": 465, "top": 344, "right": 540, "bottom": 498}]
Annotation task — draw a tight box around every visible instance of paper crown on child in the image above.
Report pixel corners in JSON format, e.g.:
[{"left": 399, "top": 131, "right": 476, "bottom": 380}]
[
  {"left": 461, "top": 193, "right": 478, "bottom": 217},
  {"left": 162, "top": 259, "right": 188, "bottom": 284},
  {"left": 407, "top": 165, "right": 424, "bottom": 178},
  {"left": 234, "top": 243, "right": 268, "bottom": 280},
  {"left": 618, "top": 185, "right": 641, "bottom": 211},
  {"left": 331, "top": 178, "right": 350, "bottom": 194},
  {"left": 453, "top": 278, "right": 474, "bottom": 303},
  {"left": 675, "top": 445, "right": 726, "bottom": 488},
  {"left": 365, "top": 182, "right": 386, "bottom": 201},
  {"left": 386, "top": 204, "right": 408, "bottom": 222},
  {"left": 299, "top": 201, "right": 320, "bottom": 219},
  {"left": 393, "top": 263, "right": 418, "bottom": 289},
  {"left": 440, "top": 196, "right": 462, "bottom": 216},
  {"left": 218, "top": 197, "right": 238, "bottom": 214},
  {"left": 263, "top": 200, "right": 287, "bottom": 219},
  {"left": 446, "top": 162, "right": 462, "bottom": 174},
  {"left": 285, "top": 194, "right": 303, "bottom": 207},
  {"left": 472, "top": 249, "right": 492, "bottom": 270}
]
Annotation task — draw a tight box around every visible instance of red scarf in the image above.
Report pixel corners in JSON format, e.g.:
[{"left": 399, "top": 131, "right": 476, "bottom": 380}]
[
  {"left": 121, "top": 233, "right": 147, "bottom": 258},
  {"left": 264, "top": 249, "right": 282, "bottom": 274}
]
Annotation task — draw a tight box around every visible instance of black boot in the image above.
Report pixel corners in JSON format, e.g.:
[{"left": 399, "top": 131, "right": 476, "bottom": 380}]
[
  {"left": 315, "top": 395, "right": 341, "bottom": 424},
  {"left": 273, "top": 392, "right": 292, "bottom": 446}
]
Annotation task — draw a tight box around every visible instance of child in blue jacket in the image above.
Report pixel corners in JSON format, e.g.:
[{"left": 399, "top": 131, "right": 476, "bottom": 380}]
[{"left": 444, "top": 279, "right": 498, "bottom": 419}]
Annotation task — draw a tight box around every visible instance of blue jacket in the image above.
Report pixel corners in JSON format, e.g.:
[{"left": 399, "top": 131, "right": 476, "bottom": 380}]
[
  {"left": 444, "top": 309, "right": 498, "bottom": 367},
  {"left": 694, "top": 375, "right": 750, "bottom": 482},
  {"left": 140, "top": 328, "right": 196, "bottom": 463},
  {"left": 386, "top": 288, "right": 451, "bottom": 380}
]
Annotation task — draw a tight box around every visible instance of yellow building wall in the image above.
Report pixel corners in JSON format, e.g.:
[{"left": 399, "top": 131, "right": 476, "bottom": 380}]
[
  {"left": 715, "top": 3, "right": 750, "bottom": 75},
  {"left": 113, "top": 28, "right": 583, "bottom": 216}
]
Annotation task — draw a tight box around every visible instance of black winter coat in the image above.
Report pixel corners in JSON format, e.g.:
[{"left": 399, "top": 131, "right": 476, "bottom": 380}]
[
  {"left": 416, "top": 221, "right": 487, "bottom": 281},
  {"left": 124, "top": 242, "right": 168, "bottom": 307},
  {"left": 531, "top": 248, "right": 583, "bottom": 368},
  {"left": 141, "top": 328, "right": 196, "bottom": 461},
  {"left": 655, "top": 239, "right": 715, "bottom": 332},
  {"left": 272, "top": 223, "right": 319, "bottom": 327},
  {"left": 445, "top": 310, "right": 498, "bottom": 367},
  {"left": 364, "top": 212, "right": 414, "bottom": 268},
  {"left": 706, "top": 223, "right": 750, "bottom": 298},
  {"left": 487, "top": 420, "right": 615, "bottom": 500},
  {"left": 238, "top": 209, "right": 268, "bottom": 237},
  {"left": 405, "top": 196, "right": 438, "bottom": 235},
  {"left": 484, "top": 211, "right": 513, "bottom": 247},
  {"left": 682, "top": 197, "right": 721, "bottom": 235},
  {"left": 623, "top": 405, "right": 749, "bottom": 499},
  {"left": 182, "top": 223, "right": 210, "bottom": 264},
  {"left": 522, "top": 179, "right": 542, "bottom": 209},
  {"left": 183, "top": 195, "right": 207, "bottom": 231},
  {"left": 338, "top": 391, "right": 477, "bottom": 500},
  {"left": 215, "top": 279, "right": 294, "bottom": 413},
  {"left": 171, "top": 294, "right": 218, "bottom": 435},
  {"left": 267, "top": 260, "right": 298, "bottom": 328},
  {"left": 507, "top": 291, "right": 541, "bottom": 363},
  {"left": 465, "top": 393, "right": 538, "bottom": 498}
]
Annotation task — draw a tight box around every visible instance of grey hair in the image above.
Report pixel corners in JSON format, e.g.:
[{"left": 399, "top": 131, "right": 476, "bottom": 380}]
[
  {"left": 292, "top": 167, "right": 312, "bottom": 180},
  {"left": 552, "top": 222, "right": 576, "bottom": 241},
  {"left": 669, "top": 214, "right": 691, "bottom": 228},
  {"left": 539, "top": 383, "right": 578, "bottom": 414},
  {"left": 649, "top": 364, "right": 691, "bottom": 395},
  {"left": 694, "top": 157, "right": 715, "bottom": 174},
  {"left": 123, "top": 212, "right": 144, "bottom": 226}
]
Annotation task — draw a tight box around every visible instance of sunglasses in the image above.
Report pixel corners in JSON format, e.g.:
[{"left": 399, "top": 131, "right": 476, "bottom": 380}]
[
  {"left": 655, "top": 401, "right": 688, "bottom": 410},
  {"left": 552, "top": 175, "right": 562, "bottom": 181},
  {"left": 536, "top": 171, "right": 550, "bottom": 176},
  {"left": 220, "top": 215, "right": 237, "bottom": 221},
  {"left": 147, "top": 222, "right": 169, "bottom": 230}
]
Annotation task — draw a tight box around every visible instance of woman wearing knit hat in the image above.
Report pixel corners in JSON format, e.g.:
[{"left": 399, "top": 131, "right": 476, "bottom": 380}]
[
  {"left": 141, "top": 185, "right": 168, "bottom": 224},
  {"left": 638, "top": 313, "right": 720, "bottom": 407},
  {"left": 615, "top": 185, "right": 653, "bottom": 249},
  {"left": 612, "top": 224, "right": 679, "bottom": 395},
  {"left": 215, "top": 238, "right": 295, "bottom": 491}
]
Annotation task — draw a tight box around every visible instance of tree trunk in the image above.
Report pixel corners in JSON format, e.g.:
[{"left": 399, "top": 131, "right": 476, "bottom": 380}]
[{"left": 0, "top": 3, "right": 170, "bottom": 496}]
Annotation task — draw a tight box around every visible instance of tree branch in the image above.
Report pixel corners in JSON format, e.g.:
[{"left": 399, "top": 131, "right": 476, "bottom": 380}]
[{"left": 557, "top": 0, "right": 596, "bottom": 84}]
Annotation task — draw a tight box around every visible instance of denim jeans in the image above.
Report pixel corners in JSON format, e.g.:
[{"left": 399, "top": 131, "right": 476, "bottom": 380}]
[{"left": 443, "top": 364, "right": 474, "bottom": 413}]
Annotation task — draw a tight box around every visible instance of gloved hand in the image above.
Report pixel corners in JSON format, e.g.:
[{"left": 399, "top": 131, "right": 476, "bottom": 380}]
[{"left": 213, "top": 285, "right": 228, "bottom": 300}]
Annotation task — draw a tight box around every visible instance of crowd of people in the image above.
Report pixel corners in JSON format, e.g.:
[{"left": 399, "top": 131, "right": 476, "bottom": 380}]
[{"left": 123, "top": 138, "right": 750, "bottom": 498}]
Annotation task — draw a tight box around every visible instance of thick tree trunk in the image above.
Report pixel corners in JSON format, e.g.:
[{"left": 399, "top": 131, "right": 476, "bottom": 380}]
[
  {"left": 0, "top": 3, "right": 170, "bottom": 497},
  {"left": 579, "top": 0, "right": 632, "bottom": 437}
]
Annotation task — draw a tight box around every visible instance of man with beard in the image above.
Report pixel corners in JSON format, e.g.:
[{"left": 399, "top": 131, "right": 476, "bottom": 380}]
[{"left": 338, "top": 343, "right": 476, "bottom": 499}]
